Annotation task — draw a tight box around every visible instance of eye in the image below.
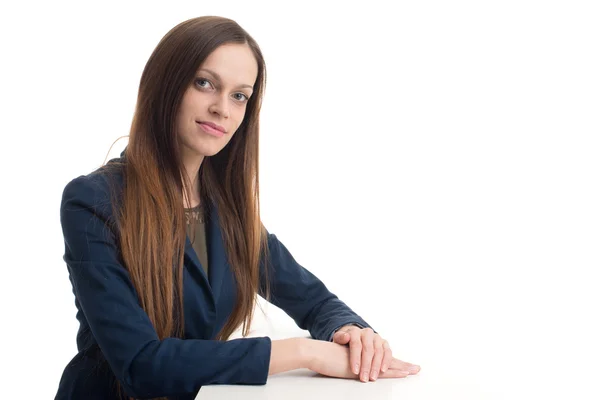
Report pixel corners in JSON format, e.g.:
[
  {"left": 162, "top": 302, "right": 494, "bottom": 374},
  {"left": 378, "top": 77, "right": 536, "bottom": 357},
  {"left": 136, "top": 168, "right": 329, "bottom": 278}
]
[
  {"left": 233, "top": 93, "right": 249, "bottom": 102},
  {"left": 195, "top": 78, "right": 213, "bottom": 89}
]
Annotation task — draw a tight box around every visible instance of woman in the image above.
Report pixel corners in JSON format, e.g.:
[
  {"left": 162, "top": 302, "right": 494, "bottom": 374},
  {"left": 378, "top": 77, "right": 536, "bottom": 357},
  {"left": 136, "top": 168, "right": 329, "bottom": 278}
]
[{"left": 55, "top": 16, "right": 420, "bottom": 400}]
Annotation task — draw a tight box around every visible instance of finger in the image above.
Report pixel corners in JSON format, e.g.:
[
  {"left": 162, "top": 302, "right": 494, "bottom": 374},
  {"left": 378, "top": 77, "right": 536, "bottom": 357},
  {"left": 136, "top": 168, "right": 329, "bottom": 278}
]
[
  {"left": 389, "top": 358, "right": 421, "bottom": 374},
  {"left": 406, "top": 364, "right": 421, "bottom": 374},
  {"left": 360, "top": 328, "right": 375, "bottom": 382},
  {"left": 348, "top": 332, "right": 362, "bottom": 375},
  {"left": 369, "top": 336, "right": 385, "bottom": 381},
  {"left": 380, "top": 340, "right": 393, "bottom": 373},
  {"left": 332, "top": 331, "right": 351, "bottom": 345},
  {"left": 380, "top": 368, "right": 411, "bottom": 379}
]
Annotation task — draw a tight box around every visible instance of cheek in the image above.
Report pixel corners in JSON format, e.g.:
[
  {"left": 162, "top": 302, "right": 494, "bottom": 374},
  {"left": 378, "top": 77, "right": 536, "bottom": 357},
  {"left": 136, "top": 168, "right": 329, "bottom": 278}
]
[
  {"left": 176, "top": 102, "right": 192, "bottom": 125},
  {"left": 176, "top": 114, "right": 191, "bottom": 140},
  {"left": 232, "top": 107, "right": 249, "bottom": 129}
]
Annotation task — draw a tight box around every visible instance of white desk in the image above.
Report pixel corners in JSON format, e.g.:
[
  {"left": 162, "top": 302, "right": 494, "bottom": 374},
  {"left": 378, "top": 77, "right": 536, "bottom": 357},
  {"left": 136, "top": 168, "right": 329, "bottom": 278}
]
[{"left": 197, "top": 367, "right": 503, "bottom": 400}]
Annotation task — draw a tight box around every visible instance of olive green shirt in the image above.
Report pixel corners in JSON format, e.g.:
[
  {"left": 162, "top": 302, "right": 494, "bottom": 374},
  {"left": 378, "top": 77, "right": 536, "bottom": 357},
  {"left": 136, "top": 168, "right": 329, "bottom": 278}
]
[{"left": 184, "top": 205, "right": 209, "bottom": 278}]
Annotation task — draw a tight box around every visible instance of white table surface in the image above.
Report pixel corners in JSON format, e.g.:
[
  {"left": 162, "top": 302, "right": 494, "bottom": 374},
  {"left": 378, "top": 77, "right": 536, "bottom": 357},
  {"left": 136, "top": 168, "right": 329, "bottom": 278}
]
[{"left": 197, "top": 367, "right": 503, "bottom": 400}]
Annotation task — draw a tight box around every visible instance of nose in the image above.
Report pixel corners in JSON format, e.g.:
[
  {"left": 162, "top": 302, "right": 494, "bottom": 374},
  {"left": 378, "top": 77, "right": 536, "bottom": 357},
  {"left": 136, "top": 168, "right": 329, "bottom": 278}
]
[{"left": 208, "top": 94, "right": 230, "bottom": 119}]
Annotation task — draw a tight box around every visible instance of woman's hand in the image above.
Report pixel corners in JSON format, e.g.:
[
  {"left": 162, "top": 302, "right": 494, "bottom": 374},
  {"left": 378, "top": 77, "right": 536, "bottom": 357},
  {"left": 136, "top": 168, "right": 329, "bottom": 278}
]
[
  {"left": 306, "top": 339, "right": 415, "bottom": 381},
  {"left": 332, "top": 325, "right": 420, "bottom": 382}
]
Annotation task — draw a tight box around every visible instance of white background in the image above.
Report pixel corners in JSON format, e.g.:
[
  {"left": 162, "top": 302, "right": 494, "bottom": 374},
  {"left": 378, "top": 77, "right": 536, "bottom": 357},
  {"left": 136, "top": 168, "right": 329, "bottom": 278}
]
[{"left": 1, "top": 1, "right": 598, "bottom": 399}]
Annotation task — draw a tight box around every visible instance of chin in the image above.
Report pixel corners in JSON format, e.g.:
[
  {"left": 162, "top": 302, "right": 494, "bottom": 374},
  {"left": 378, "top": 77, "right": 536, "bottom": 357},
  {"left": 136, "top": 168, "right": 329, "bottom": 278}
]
[
  {"left": 182, "top": 136, "right": 228, "bottom": 158},
  {"left": 196, "top": 146, "right": 223, "bottom": 158}
]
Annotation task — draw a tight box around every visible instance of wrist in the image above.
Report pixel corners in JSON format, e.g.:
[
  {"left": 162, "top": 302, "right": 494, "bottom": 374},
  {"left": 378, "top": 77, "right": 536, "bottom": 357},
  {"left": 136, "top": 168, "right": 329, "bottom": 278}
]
[
  {"left": 269, "top": 338, "right": 312, "bottom": 375},
  {"left": 296, "top": 337, "right": 315, "bottom": 369},
  {"left": 336, "top": 324, "right": 356, "bottom": 333}
]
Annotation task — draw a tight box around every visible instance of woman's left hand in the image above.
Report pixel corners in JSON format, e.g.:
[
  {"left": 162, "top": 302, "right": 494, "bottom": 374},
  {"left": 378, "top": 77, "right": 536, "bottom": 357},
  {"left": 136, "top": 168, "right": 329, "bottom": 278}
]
[{"left": 332, "top": 325, "right": 420, "bottom": 382}]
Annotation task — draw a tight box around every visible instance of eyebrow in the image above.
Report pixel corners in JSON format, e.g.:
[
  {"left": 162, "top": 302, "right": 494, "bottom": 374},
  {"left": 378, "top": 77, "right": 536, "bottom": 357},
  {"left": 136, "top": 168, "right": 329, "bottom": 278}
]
[{"left": 197, "top": 68, "right": 254, "bottom": 90}]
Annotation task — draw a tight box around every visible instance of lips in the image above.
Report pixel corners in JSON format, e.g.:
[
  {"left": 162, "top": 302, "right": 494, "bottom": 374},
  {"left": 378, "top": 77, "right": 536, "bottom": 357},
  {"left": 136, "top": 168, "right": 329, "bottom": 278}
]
[
  {"left": 196, "top": 121, "right": 225, "bottom": 138},
  {"left": 196, "top": 121, "right": 226, "bottom": 133}
]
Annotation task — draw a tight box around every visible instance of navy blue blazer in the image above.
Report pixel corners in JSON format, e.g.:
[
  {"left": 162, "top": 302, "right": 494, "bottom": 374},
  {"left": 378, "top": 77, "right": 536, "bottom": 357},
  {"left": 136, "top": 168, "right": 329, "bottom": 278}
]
[{"left": 55, "top": 156, "right": 371, "bottom": 400}]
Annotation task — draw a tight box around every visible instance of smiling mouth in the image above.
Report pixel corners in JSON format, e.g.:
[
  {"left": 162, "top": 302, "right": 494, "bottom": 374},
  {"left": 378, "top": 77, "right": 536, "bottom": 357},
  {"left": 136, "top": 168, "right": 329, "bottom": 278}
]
[
  {"left": 196, "top": 121, "right": 226, "bottom": 133},
  {"left": 196, "top": 121, "right": 225, "bottom": 137}
]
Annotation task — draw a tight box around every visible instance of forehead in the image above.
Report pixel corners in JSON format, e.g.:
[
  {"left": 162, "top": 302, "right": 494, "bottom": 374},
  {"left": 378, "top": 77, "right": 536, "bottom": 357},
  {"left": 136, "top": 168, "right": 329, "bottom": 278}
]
[{"left": 197, "top": 43, "right": 258, "bottom": 88}]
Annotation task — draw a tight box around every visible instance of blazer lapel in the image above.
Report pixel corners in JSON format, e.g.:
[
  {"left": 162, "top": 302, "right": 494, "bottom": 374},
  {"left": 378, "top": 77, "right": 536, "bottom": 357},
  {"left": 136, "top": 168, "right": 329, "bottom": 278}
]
[
  {"left": 183, "top": 201, "right": 228, "bottom": 304},
  {"left": 205, "top": 202, "right": 228, "bottom": 303}
]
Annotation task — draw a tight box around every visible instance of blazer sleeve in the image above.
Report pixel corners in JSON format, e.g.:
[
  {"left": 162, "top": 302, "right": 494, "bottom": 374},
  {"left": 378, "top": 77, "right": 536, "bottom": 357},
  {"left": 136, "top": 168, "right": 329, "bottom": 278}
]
[
  {"left": 60, "top": 175, "right": 272, "bottom": 399},
  {"left": 259, "top": 230, "right": 374, "bottom": 342}
]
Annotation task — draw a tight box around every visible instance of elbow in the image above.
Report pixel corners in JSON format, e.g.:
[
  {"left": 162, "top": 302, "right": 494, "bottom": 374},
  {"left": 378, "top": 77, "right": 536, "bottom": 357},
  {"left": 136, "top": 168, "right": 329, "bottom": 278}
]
[
  {"left": 118, "top": 381, "right": 146, "bottom": 400},
  {"left": 117, "top": 365, "right": 159, "bottom": 399},
  {"left": 117, "top": 341, "right": 171, "bottom": 399},
  {"left": 119, "top": 370, "right": 167, "bottom": 399}
]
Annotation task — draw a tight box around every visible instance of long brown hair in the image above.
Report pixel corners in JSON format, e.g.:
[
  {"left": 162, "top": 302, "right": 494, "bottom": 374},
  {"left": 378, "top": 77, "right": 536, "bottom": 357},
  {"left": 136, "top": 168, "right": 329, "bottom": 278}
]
[{"left": 100, "top": 16, "right": 271, "bottom": 399}]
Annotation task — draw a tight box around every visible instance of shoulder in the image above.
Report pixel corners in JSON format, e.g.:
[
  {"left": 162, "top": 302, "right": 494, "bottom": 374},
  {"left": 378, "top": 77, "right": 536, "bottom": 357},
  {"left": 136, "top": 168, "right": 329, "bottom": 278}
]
[{"left": 60, "top": 157, "right": 126, "bottom": 221}]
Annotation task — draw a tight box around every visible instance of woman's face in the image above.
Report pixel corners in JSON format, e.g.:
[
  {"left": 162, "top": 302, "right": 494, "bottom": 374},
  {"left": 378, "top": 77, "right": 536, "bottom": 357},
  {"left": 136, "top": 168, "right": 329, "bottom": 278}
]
[{"left": 176, "top": 43, "right": 258, "bottom": 158}]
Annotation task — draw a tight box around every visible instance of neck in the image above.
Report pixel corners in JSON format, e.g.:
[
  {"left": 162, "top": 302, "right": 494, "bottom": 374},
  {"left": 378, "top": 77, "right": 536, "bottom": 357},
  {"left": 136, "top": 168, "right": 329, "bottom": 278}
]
[{"left": 181, "top": 149, "right": 205, "bottom": 208}]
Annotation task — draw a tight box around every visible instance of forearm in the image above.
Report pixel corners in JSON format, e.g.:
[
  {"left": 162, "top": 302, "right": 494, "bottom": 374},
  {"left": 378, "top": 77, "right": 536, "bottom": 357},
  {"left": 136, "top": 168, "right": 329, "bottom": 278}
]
[
  {"left": 268, "top": 338, "right": 312, "bottom": 376},
  {"left": 260, "top": 232, "right": 371, "bottom": 341},
  {"left": 304, "top": 296, "right": 372, "bottom": 341}
]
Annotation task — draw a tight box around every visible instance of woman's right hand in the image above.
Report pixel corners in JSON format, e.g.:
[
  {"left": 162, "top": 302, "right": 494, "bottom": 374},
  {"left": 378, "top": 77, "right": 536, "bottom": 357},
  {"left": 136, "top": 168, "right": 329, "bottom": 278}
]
[{"left": 305, "top": 339, "right": 413, "bottom": 381}]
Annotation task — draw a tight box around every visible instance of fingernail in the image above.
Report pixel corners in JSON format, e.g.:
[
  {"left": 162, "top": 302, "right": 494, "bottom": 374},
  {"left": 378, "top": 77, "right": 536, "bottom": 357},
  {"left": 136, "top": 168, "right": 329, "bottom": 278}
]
[
  {"left": 354, "top": 364, "right": 360, "bottom": 374},
  {"left": 381, "top": 364, "right": 388, "bottom": 372},
  {"left": 409, "top": 365, "right": 420, "bottom": 372},
  {"left": 361, "top": 372, "right": 368, "bottom": 382},
  {"left": 371, "top": 372, "right": 378, "bottom": 380}
]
